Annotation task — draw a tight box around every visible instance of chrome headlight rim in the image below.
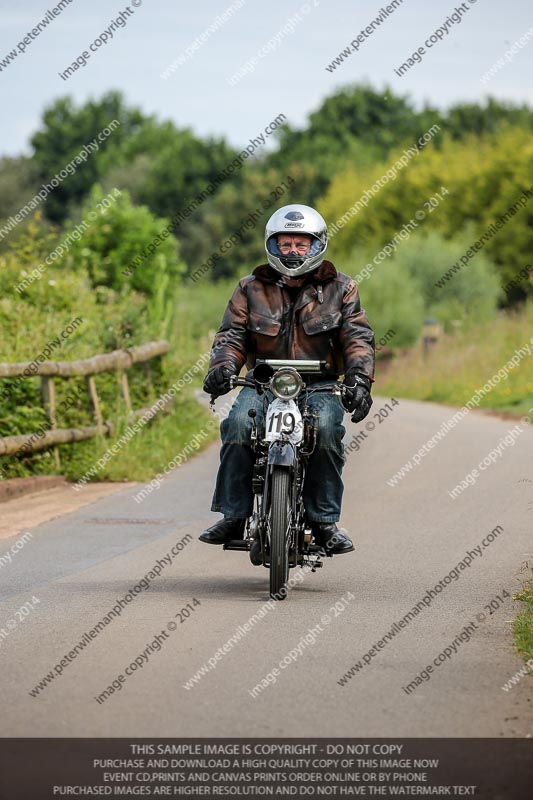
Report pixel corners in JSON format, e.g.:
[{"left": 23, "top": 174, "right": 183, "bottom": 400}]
[{"left": 270, "top": 367, "right": 304, "bottom": 400}]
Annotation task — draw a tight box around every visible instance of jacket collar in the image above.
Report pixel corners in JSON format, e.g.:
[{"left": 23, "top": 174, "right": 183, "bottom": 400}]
[{"left": 252, "top": 260, "right": 338, "bottom": 285}]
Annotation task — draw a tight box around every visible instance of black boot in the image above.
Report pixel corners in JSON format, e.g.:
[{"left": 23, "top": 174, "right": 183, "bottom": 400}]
[
  {"left": 249, "top": 538, "right": 263, "bottom": 566},
  {"left": 311, "top": 523, "right": 354, "bottom": 555},
  {"left": 199, "top": 517, "right": 245, "bottom": 545}
]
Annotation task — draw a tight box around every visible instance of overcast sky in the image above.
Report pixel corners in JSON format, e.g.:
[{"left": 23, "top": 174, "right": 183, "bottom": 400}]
[{"left": 1, "top": 0, "right": 532, "bottom": 156}]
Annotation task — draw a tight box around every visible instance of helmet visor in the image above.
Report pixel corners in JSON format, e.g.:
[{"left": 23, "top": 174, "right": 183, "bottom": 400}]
[{"left": 266, "top": 234, "right": 324, "bottom": 270}]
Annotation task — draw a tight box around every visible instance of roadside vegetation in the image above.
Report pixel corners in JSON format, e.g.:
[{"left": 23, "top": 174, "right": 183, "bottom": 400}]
[
  {"left": 0, "top": 86, "right": 531, "bottom": 481},
  {"left": 375, "top": 301, "right": 533, "bottom": 418},
  {"left": 513, "top": 566, "right": 533, "bottom": 662}
]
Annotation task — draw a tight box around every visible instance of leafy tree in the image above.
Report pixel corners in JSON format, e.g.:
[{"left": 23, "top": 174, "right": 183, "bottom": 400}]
[
  {"left": 31, "top": 92, "right": 239, "bottom": 228},
  {"left": 30, "top": 91, "right": 146, "bottom": 223},
  {"left": 180, "top": 167, "right": 302, "bottom": 279},
  {"left": 0, "top": 156, "right": 45, "bottom": 251},
  {"left": 67, "top": 185, "right": 185, "bottom": 296},
  {"left": 266, "top": 85, "right": 436, "bottom": 203},
  {"left": 270, "top": 84, "right": 435, "bottom": 165},
  {"left": 352, "top": 255, "right": 425, "bottom": 348},
  {"left": 345, "top": 230, "right": 500, "bottom": 351},
  {"left": 445, "top": 97, "right": 533, "bottom": 140},
  {"left": 0, "top": 156, "right": 39, "bottom": 218},
  {"left": 98, "top": 116, "right": 240, "bottom": 220},
  {"left": 320, "top": 127, "right": 533, "bottom": 301},
  {"left": 393, "top": 230, "right": 501, "bottom": 328},
  {"left": 136, "top": 129, "right": 238, "bottom": 220},
  {"left": 19, "top": 85, "right": 533, "bottom": 300},
  {"left": 2, "top": 210, "right": 161, "bottom": 355},
  {"left": 265, "top": 87, "right": 533, "bottom": 214}
]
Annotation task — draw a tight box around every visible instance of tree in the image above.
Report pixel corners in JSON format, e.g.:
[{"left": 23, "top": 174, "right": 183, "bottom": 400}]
[
  {"left": 30, "top": 92, "right": 239, "bottom": 228},
  {"left": 67, "top": 185, "right": 185, "bottom": 296},
  {"left": 136, "top": 129, "right": 238, "bottom": 220},
  {"left": 268, "top": 84, "right": 440, "bottom": 176},
  {"left": 179, "top": 167, "right": 300, "bottom": 279},
  {"left": 31, "top": 91, "right": 146, "bottom": 223},
  {"left": 445, "top": 97, "right": 533, "bottom": 140},
  {"left": 0, "top": 156, "right": 44, "bottom": 251},
  {"left": 320, "top": 126, "right": 533, "bottom": 302}
]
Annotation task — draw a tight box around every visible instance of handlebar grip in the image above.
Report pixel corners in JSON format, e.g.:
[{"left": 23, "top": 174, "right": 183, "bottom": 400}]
[{"left": 230, "top": 375, "right": 243, "bottom": 388}]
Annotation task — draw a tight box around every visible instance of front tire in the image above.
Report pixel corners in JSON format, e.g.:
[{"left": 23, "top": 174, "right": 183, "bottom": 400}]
[{"left": 269, "top": 467, "right": 291, "bottom": 600}]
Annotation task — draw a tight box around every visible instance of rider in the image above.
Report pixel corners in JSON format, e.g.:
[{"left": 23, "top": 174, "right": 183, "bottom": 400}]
[{"left": 200, "top": 204, "right": 375, "bottom": 555}]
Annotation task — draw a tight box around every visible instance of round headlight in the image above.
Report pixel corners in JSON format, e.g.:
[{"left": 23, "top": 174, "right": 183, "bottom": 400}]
[{"left": 270, "top": 368, "right": 303, "bottom": 400}]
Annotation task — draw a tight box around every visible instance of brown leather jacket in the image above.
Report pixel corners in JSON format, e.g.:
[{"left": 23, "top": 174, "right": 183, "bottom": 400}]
[{"left": 209, "top": 260, "right": 375, "bottom": 381}]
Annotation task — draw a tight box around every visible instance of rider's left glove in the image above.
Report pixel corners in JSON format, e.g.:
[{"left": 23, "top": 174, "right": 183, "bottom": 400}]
[
  {"left": 342, "top": 370, "right": 373, "bottom": 423},
  {"left": 203, "top": 363, "right": 237, "bottom": 397}
]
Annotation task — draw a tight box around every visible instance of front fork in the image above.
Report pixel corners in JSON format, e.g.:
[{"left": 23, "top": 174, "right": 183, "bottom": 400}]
[
  {"left": 247, "top": 405, "right": 324, "bottom": 570},
  {"left": 249, "top": 456, "right": 323, "bottom": 571}
]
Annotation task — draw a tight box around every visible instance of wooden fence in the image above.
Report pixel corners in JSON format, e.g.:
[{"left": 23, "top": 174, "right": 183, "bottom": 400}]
[{"left": 0, "top": 340, "right": 170, "bottom": 466}]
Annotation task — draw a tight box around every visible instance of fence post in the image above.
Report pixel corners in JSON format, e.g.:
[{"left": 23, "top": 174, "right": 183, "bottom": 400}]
[
  {"left": 85, "top": 375, "right": 103, "bottom": 430},
  {"left": 0, "top": 341, "right": 170, "bottom": 461},
  {"left": 40, "top": 376, "right": 60, "bottom": 468},
  {"left": 117, "top": 372, "right": 133, "bottom": 415}
]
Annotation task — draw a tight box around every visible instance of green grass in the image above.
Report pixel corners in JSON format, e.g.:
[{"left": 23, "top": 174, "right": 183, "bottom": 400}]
[
  {"left": 375, "top": 302, "right": 533, "bottom": 418},
  {"left": 513, "top": 566, "right": 533, "bottom": 660},
  {"left": 172, "top": 278, "right": 235, "bottom": 362},
  {"left": 59, "top": 397, "right": 217, "bottom": 483}
]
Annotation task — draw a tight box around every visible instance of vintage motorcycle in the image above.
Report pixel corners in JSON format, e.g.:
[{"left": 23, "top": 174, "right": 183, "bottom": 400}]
[{"left": 212, "top": 359, "right": 348, "bottom": 601}]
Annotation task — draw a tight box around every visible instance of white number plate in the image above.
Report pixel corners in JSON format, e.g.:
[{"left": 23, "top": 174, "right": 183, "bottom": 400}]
[{"left": 264, "top": 398, "right": 303, "bottom": 444}]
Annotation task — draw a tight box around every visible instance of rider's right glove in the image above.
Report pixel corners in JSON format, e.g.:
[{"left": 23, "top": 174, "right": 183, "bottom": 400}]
[
  {"left": 342, "top": 370, "right": 373, "bottom": 423},
  {"left": 203, "top": 363, "right": 237, "bottom": 397}
]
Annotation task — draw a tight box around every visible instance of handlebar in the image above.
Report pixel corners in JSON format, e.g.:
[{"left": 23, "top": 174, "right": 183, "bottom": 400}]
[
  {"left": 230, "top": 377, "right": 255, "bottom": 388},
  {"left": 306, "top": 383, "right": 346, "bottom": 396},
  {"left": 229, "top": 374, "right": 346, "bottom": 396},
  {"left": 210, "top": 375, "right": 353, "bottom": 415}
]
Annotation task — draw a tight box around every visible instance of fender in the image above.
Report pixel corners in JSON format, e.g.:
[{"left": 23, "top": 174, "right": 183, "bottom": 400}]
[{"left": 267, "top": 440, "right": 296, "bottom": 466}]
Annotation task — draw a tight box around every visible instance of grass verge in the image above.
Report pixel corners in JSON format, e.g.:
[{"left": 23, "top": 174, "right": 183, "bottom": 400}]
[
  {"left": 375, "top": 303, "right": 533, "bottom": 418},
  {"left": 513, "top": 566, "right": 533, "bottom": 660},
  {"left": 58, "top": 396, "right": 218, "bottom": 484}
]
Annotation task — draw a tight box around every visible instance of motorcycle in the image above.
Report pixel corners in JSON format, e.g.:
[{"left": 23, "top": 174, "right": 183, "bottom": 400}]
[{"left": 210, "top": 359, "right": 348, "bottom": 601}]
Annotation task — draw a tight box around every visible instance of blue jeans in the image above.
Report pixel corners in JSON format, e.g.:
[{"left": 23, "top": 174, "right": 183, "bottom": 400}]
[{"left": 211, "top": 382, "right": 346, "bottom": 522}]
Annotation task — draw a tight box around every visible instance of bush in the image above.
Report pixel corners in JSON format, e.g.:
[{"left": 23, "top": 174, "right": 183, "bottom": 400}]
[
  {"left": 0, "top": 210, "right": 197, "bottom": 481},
  {"left": 67, "top": 185, "right": 185, "bottom": 296},
  {"left": 347, "top": 252, "right": 424, "bottom": 348},
  {"left": 393, "top": 229, "right": 502, "bottom": 330},
  {"left": 344, "top": 230, "right": 501, "bottom": 350}
]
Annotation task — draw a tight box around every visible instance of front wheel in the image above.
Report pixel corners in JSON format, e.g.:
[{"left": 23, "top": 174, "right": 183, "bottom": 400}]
[{"left": 269, "top": 467, "right": 291, "bottom": 600}]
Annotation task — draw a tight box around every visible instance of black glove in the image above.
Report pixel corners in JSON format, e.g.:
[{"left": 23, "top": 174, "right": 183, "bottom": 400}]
[
  {"left": 203, "top": 364, "right": 236, "bottom": 397},
  {"left": 342, "top": 370, "right": 373, "bottom": 423}
]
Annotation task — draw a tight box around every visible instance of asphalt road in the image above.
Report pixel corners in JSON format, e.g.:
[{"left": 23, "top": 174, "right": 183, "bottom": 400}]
[{"left": 0, "top": 396, "right": 531, "bottom": 737}]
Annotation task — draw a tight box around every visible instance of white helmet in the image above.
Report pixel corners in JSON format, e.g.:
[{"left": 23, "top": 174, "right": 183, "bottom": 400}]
[{"left": 265, "top": 204, "right": 328, "bottom": 278}]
